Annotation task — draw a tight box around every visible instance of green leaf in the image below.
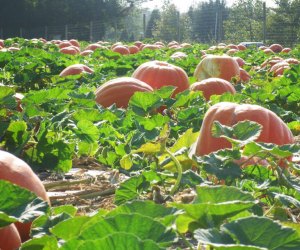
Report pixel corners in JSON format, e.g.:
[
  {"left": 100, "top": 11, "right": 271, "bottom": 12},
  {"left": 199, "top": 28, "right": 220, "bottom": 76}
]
[
  {"left": 51, "top": 205, "right": 77, "bottom": 216},
  {"left": 173, "top": 185, "right": 256, "bottom": 232},
  {"left": 115, "top": 175, "right": 149, "bottom": 205},
  {"left": 194, "top": 149, "right": 242, "bottom": 180},
  {"left": 222, "top": 216, "right": 300, "bottom": 249},
  {"left": 4, "top": 121, "right": 30, "bottom": 152},
  {"left": 169, "top": 128, "right": 199, "bottom": 153},
  {"left": 129, "top": 91, "right": 162, "bottom": 112},
  {"left": 212, "top": 120, "right": 262, "bottom": 147},
  {"left": 51, "top": 216, "right": 91, "bottom": 241},
  {"left": 120, "top": 154, "right": 133, "bottom": 170},
  {"left": 135, "top": 142, "right": 163, "bottom": 154},
  {"left": 0, "top": 180, "right": 49, "bottom": 227},
  {"left": 62, "top": 233, "right": 163, "bottom": 250},
  {"left": 75, "top": 120, "right": 100, "bottom": 143},
  {"left": 78, "top": 213, "right": 176, "bottom": 246},
  {"left": 194, "top": 228, "right": 266, "bottom": 250},
  {"left": 107, "top": 200, "right": 177, "bottom": 226},
  {"left": 21, "top": 235, "right": 58, "bottom": 250},
  {"left": 31, "top": 212, "right": 72, "bottom": 238}
]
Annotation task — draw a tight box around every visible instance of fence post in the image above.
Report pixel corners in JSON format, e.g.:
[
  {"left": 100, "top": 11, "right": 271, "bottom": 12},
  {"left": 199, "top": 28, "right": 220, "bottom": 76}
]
[
  {"left": 45, "top": 26, "right": 48, "bottom": 40},
  {"left": 89, "top": 21, "right": 93, "bottom": 42},
  {"left": 65, "top": 25, "right": 68, "bottom": 40},
  {"left": 114, "top": 20, "right": 118, "bottom": 42},
  {"left": 177, "top": 11, "right": 180, "bottom": 42},
  {"left": 263, "top": 2, "right": 266, "bottom": 44},
  {"left": 143, "top": 13, "right": 146, "bottom": 39},
  {"left": 214, "top": 11, "right": 218, "bottom": 42},
  {"left": 20, "top": 28, "right": 23, "bottom": 38}
]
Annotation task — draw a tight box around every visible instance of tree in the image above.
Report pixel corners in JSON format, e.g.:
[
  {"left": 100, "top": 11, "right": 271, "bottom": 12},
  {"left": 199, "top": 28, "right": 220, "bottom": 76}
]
[
  {"left": 223, "top": 0, "right": 264, "bottom": 43},
  {"left": 188, "top": 0, "right": 228, "bottom": 43},
  {"left": 145, "top": 9, "right": 160, "bottom": 38},
  {"left": 153, "top": 1, "right": 190, "bottom": 42},
  {"left": 267, "top": 0, "right": 300, "bottom": 46}
]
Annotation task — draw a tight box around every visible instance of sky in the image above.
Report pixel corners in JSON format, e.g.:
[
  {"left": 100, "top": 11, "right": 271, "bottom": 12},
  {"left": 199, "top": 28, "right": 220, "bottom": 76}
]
[{"left": 141, "top": 0, "right": 276, "bottom": 13}]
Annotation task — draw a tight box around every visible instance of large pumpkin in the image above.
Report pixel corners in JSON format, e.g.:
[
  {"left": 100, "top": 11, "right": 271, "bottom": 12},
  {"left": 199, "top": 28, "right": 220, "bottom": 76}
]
[
  {"left": 95, "top": 77, "right": 153, "bottom": 108},
  {"left": 190, "top": 78, "right": 236, "bottom": 101},
  {"left": 194, "top": 55, "right": 240, "bottom": 82},
  {"left": 194, "top": 102, "right": 294, "bottom": 157},
  {"left": 0, "top": 150, "right": 50, "bottom": 242},
  {"left": 0, "top": 224, "right": 21, "bottom": 250},
  {"left": 132, "top": 60, "right": 190, "bottom": 96},
  {"left": 59, "top": 64, "right": 94, "bottom": 77}
]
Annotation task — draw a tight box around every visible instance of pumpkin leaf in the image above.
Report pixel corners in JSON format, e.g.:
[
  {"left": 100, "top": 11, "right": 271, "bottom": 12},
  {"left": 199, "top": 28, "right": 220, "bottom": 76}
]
[
  {"left": 194, "top": 149, "right": 242, "bottom": 180},
  {"left": 222, "top": 216, "right": 300, "bottom": 249},
  {"left": 0, "top": 180, "right": 49, "bottom": 227},
  {"left": 114, "top": 175, "right": 149, "bottom": 205},
  {"left": 76, "top": 213, "right": 176, "bottom": 246},
  {"left": 173, "top": 185, "right": 256, "bottom": 232},
  {"left": 61, "top": 233, "right": 163, "bottom": 250},
  {"left": 212, "top": 120, "right": 262, "bottom": 147},
  {"left": 20, "top": 235, "right": 59, "bottom": 250}
]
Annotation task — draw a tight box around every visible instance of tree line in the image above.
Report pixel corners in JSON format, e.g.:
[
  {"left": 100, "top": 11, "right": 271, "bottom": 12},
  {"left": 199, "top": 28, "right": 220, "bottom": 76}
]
[{"left": 0, "top": 0, "right": 299, "bottom": 46}]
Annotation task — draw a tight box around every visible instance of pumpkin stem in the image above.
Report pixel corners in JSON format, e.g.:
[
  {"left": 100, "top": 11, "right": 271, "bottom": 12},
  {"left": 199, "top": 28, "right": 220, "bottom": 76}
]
[{"left": 166, "top": 147, "right": 183, "bottom": 196}]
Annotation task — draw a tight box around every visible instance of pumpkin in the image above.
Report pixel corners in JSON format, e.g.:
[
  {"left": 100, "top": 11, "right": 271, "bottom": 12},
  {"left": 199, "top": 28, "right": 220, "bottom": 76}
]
[
  {"left": 239, "top": 68, "right": 251, "bottom": 82},
  {"left": 112, "top": 45, "right": 130, "bottom": 55},
  {"left": 134, "top": 41, "right": 143, "bottom": 48},
  {"left": 0, "top": 224, "right": 21, "bottom": 250},
  {"left": 0, "top": 150, "right": 50, "bottom": 241},
  {"left": 59, "top": 64, "right": 94, "bottom": 77},
  {"left": 86, "top": 43, "right": 105, "bottom": 51},
  {"left": 269, "top": 43, "right": 283, "bottom": 53},
  {"left": 128, "top": 45, "right": 139, "bottom": 54},
  {"left": 58, "top": 41, "right": 72, "bottom": 49},
  {"left": 194, "top": 102, "right": 294, "bottom": 158},
  {"left": 233, "top": 57, "right": 245, "bottom": 67},
  {"left": 170, "top": 51, "right": 188, "bottom": 59},
  {"left": 269, "top": 61, "right": 290, "bottom": 76},
  {"left": 69, "top": 39, "right": 80, "bottom": 48},
  {"left": 237, "top": 44, "right": 247, "bottom": 50},
  {"left": 95, "top": 77, "right": 153, "bottom": 108},
  {"left": 141, "top": 44, "right": 160, "bottom": 51},
  {"left": 282, "top": 47, "right": 291, "bottom": 53},
  {"left": 59, "top": 46, "right": 79, "bottom": 55},
  {"left": 194, "top": 55, "right": 240, "bottom": 82},
  {"left": 80, "top": 49, "right": 94, "bottom": 56},
  {"left": 190, "top": 78, "right": 236, "bottom": 101},
  {"left": 132, "top": 60, "right": 190, "bottom": 96}
]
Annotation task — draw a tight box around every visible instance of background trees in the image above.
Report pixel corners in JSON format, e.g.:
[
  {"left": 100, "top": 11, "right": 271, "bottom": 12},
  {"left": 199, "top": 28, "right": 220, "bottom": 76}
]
[{"left": 0, "top": 0, "right": 299, "bottom": 46}]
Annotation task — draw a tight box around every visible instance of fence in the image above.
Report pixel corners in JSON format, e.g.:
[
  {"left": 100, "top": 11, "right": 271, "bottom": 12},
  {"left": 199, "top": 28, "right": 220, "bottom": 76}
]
[{"left": 0, "top": 5, "right": 299, "bottom": 47}]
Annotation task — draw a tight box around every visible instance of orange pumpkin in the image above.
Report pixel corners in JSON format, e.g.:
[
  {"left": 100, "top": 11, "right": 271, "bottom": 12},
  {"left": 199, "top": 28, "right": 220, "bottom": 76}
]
[
  {"left": 59, "top": 46, "right": 79, "bottom": 55},
  {"left": 95, "top": 77, "right": 153, "bottom": 108},
  {"left": 112, "top": 45, "right": 130, "bottom": 55},
  {"left": 239, "top": 68, "right": 251, "bottom": 82},
  {"left": 190, "top": 78, "right": 236, "bottom": 101},
  {"left": 59, "top": 64, "right": 94, "bottom": 77},
  {"left": 128, "top": 45, "right": 139, "bottom": 54},
  {"left": 194, "top": 55, "right": 240, "bottom": 82},
  {"left": 281, "top": 48, "right": 291, "bottom": 53},
  {"left": 69, "top": 39, "right": 80, "bottom": 48},
  {"left": 132, "top": 60, "right": 190, "bottom": 96},
  {"left": 269, "top": 43, "right": 283, "bottom": 53},
  {"left": 0, "top": 224, "right": 21, "bottom": 250},
  {"left": 194, "top": 102, "right": 294, "bottom": 158},
  {"left": 0, "top": 150, "right": 50, "bottom": 241}
]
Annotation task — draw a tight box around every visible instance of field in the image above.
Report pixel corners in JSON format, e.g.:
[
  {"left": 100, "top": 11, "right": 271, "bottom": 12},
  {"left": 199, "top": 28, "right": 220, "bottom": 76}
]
[{"left": 1, "top": 38, "right": 300, "bottom": 249}]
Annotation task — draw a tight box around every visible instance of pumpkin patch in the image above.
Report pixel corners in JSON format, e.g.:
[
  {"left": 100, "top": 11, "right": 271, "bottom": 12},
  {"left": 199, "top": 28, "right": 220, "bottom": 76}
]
[{"left": 0, "top": 38, "right": 299, "bottom": 249}]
